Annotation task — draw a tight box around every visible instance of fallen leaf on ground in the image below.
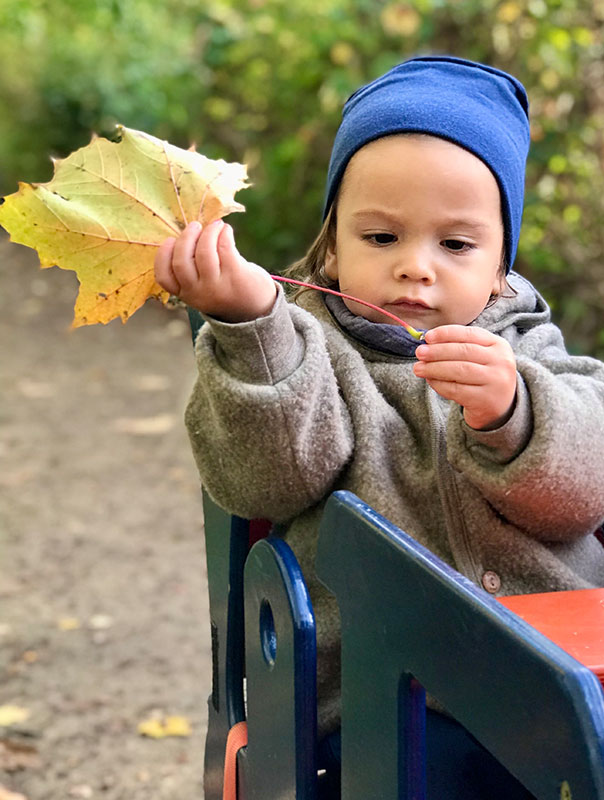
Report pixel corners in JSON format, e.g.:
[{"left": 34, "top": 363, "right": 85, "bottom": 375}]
[
  {"left": 0, "top": 125, "right": 249, "bottom": 327},
  {"left": 112, "top": 414, "right": 176, "bottom": 435},
  {"left": 57, "top": 617, "right": 81, "bottom": 631},
  {"left": 0, "top": 707, "right": 30, "bottom": 728},
  {"left": 138, "top": 715, "right": 192, "bottom": 738}
]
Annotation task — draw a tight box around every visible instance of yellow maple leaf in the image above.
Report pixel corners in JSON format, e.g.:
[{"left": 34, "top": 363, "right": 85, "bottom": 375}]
[{"left": 0, "top": 126, "right": 249, "bottom": 327}]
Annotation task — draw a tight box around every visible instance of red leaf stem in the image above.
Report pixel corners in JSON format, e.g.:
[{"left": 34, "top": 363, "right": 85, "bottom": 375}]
[{"left": 270, "top": 275, "right": 425, "bottom": 340}]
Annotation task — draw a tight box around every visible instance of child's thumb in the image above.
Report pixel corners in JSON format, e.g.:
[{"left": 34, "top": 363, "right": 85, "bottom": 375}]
[{"left": 217, "top": 222, "right": 243, "bottom": 266}]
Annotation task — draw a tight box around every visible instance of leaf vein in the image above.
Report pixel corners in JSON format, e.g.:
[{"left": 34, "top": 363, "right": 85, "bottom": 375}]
[
  {"left": 198, "top": 170, "right": 225, "bottom": 221},
  {"left": 91, "top": 268, "right": 158, "bottom": 307},
  {"left": 95, "top": 139, "right": 106, "bottom": 180},
  {"left": 163, "top": 141, "right": 188, "bottom": 227},
  {"left": 66, "top": 162, "right": 180, "bottom": 235},
  {"left": 38, "top": 199, "right": 71, "bottom": 231},
  {"left": 34, "top": 224, "right": 160, "bottom": 247}
]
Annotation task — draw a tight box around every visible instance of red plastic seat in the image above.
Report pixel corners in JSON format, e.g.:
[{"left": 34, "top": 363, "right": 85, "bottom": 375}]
[{"left": 499, "top": 589, "right": 604, "bottom": 689}]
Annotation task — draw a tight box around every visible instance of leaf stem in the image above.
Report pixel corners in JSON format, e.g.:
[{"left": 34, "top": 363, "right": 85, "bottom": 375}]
[{"left": 269, "top": 275, "right": 425, "bottom": 340}]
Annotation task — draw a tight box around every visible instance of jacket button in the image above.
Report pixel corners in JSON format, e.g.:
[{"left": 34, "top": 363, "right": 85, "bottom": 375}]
[{"left": 481, "top": 570, "right": 501, "bottom": 593}]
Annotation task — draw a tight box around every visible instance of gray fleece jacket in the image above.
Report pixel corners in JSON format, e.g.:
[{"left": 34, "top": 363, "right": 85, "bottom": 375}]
[{"left": 185, "top": 271, "right": 604, "bottom": 736}]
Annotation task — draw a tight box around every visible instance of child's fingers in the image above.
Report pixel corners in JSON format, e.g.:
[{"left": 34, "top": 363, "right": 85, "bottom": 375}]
[
  {"left": 414, "top": 359, "right": 489, "bottom": 385},
  {"left": 171, "top": 221, "right": 205, "bottom": 286},
  {"left": 423, "top": 378, "right": 486, "bottom": 407},
  {"left": 192, "top": 219, "right": 226, "bottom": 282},
  {"left": 415, "top": 341, "right": 493, "bottom": 365},
  {"left": 417, "top": 327, "right": 516, "bottom": 381},
  {"left": 154, "top": 237, "right": 180, "bottom": 294},
  {"left": 423, "top": 325, "right": 496, "bottom": 346}
]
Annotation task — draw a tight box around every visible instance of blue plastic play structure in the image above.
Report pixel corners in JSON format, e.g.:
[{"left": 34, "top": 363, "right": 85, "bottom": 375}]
[
  {"left": 187, "top": 308, "right": 604, "bottom": 800},
  {"left": 201, "top": 489, "right": 604, "bottom": 800}
]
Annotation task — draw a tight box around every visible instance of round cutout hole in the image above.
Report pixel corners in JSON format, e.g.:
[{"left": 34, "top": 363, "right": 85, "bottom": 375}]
[{"left": 260, "top": 599, "right": 277, "bottom": 667}]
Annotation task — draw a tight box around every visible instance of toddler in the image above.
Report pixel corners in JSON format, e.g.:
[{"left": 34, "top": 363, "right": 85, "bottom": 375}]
[{"left": 155, "top": 56, "right": 604, "bottom": 798}]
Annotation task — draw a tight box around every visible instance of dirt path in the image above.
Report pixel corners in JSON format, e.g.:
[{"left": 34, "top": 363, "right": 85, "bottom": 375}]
[{"left": 0, "top": 235, "right": 211, "bottom": 799}]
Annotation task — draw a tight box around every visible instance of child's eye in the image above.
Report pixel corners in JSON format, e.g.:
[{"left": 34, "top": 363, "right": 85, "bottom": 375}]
[
  {"left": 442, "top": 239, "right": 474, "bottom": 252},
  {"left": 363, "top": 232, "right": 397, "bottom": 246}
]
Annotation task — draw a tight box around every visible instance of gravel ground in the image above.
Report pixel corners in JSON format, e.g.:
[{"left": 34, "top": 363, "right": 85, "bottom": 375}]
[{"left": 0, "top": 234, "right": 212, "bottom": 800}]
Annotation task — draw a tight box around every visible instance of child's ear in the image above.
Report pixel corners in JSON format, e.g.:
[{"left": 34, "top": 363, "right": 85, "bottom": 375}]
[
  {"left": 491, "top": 247, "right": 506, "bottom": 296},
  {"left": 324, "top": 243, "right": 338, "bottom": 280},
  {"left": 491, "top": 269, "right": 505, "bottom": 297}
]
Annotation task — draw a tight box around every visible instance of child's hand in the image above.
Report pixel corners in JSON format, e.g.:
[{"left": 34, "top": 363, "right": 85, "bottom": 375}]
[
  {"left": 154, "top": 219, "right": 277, "bottom": 323},
  {"left": 413, "top": 325, "right": 517, "bottom": 430}
]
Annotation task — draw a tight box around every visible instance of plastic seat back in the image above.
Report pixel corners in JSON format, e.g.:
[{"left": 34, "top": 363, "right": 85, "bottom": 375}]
[{"left": 316, "top": 491, "right": 604, "bottom": 800}]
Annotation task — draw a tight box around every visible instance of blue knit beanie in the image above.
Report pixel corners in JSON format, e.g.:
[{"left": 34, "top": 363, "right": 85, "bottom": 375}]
[{"left": 324, "top": 56, "right": 530, "bottom": 271}]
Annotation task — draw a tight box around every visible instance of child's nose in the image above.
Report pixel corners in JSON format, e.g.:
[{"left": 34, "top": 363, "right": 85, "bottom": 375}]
[{"left": 393, "top": 245, "right": 436, "bottom": 283}]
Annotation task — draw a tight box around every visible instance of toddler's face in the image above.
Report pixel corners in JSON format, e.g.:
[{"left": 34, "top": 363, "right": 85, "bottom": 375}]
[{"left": 324, "top": 135, "right": 504, "bottom": 330}]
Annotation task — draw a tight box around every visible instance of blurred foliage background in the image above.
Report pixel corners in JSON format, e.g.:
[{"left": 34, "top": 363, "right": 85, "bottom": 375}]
[{"left": 1, "top": 0, "right": 604, "bottom": 354}]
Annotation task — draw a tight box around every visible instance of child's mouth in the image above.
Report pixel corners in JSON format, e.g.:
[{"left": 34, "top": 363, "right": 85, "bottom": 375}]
[{"left": 387, "top": 299, "right": 432, "bottom": 313}]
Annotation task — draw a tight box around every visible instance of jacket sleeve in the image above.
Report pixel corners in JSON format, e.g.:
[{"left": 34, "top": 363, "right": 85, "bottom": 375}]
[
  {"left": 184, "top": 288, "right": 354, "bottom": 521},
  {"left": 446, "top": 320, "right": 604, "bottom": 541}
]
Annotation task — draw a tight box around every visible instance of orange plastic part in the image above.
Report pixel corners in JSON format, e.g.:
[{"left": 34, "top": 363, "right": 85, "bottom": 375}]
[
  {"left": 223, "top": 721, "right": 248, "bottom": 800},
  {"left": 498, "top": 588, "right": 604, "bottom": 688}
]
